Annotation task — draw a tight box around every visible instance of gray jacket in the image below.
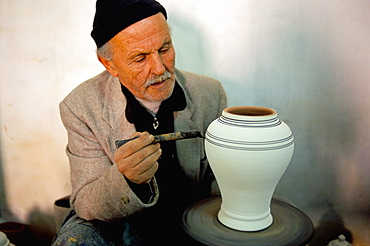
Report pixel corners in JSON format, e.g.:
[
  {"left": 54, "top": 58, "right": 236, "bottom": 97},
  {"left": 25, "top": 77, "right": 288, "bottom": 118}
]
[{"left": 60, "top": 69, "right": 227, "bottom": 221}]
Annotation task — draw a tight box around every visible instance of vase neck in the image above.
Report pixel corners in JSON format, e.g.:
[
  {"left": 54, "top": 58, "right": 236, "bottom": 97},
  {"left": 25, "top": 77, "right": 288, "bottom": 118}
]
[{"left": 220, "top": 106, "right": 280, "bottom": 127}]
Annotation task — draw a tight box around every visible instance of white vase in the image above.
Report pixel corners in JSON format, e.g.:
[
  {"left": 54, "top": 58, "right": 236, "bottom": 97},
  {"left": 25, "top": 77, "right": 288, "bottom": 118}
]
[{"left": 205, "top": 106, "right": 294, "bottom": 231}]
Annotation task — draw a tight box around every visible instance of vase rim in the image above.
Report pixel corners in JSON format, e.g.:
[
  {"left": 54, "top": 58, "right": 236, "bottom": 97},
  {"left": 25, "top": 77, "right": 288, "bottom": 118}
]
[{"left": 223, "top": 106, "right": 276, "bottom": 117}]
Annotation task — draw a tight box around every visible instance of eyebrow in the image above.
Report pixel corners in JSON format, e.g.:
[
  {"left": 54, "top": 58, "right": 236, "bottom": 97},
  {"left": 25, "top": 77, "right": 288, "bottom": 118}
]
[{"left": 161, "top": 40, "right": 172, "bottom": 48}]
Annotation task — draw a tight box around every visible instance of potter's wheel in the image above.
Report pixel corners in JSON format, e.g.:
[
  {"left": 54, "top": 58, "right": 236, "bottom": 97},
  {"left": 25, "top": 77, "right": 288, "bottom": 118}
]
[{"left": 182, "top": 196, "right": 313, "bottom": 246}]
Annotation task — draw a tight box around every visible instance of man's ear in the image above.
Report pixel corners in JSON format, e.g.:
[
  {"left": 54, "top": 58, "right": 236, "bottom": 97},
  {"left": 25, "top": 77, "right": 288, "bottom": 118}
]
[{"left": 98, "top": 55, "right": 118, "bottom": 77}]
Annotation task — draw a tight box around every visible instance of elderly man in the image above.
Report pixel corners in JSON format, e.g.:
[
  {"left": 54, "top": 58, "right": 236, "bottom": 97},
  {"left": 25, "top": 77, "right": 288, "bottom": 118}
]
[{"left": 53, "top": 0, "right": 227, "bottom": 245}]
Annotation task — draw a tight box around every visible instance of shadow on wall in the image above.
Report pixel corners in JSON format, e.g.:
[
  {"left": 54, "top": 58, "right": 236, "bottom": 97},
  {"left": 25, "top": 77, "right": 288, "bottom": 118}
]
[
  {"left": 169, "top": 8, "right": 255, "bottom": 108},
  {"left": 168, "top": 12, "right": 211, "bottom": 78},
  {"left": 246, "top": 17, "right": 357, "bottom": 212},
  {"left": 0, "top": 142, "right": 4, "bottom": 219},
  {"left": 25, "top": 207, "right": 56, "bottom": 245},
  {"left": 0, "top": 119, "right": 56, "bottom": 245},
  {"left": 0, "top": 207, "right": 56, "bottom": 246},
  {"left": 0, "top": 120, "right": 9, "bottom": 221},
  {"left": 309, "top": 203, "right": 352, "bottom": 246},
  {"left": 240, "top": 12, "right": 361, "bottom": 245}
]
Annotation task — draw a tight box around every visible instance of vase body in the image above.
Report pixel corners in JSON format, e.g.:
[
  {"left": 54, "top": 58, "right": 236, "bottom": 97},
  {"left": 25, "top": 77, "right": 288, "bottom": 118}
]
[{"left": 205, "top": 106, "right": 294, "bottom": 231}]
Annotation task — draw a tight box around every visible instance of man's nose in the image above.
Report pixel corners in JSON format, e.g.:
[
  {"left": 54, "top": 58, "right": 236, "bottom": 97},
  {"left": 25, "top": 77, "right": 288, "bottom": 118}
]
[{"left": 149, "top": 53, "right": 166, "bottom": 75}]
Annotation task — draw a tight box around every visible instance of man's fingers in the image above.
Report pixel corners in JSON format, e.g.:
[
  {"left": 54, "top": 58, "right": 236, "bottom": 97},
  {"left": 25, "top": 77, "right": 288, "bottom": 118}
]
[
  {"left": 114, "top": 132, "right": 154, "bottom": 161},
  {"left": 114, "top": 134, "right": 162, "bottom": 184}
]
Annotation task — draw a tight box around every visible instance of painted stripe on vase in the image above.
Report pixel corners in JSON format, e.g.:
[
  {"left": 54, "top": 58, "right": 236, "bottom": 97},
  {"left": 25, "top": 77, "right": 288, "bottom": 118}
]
[
  {"left": 218, "top": 115, "right": 282, "bottom": 128},
  {"left": 205, "top": 132, "right": 294, "bottom": 151}
]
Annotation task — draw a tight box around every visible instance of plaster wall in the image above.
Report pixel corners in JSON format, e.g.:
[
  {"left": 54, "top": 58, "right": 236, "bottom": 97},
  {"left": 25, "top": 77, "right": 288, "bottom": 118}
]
[{"left": 0, "top": 0, "right": 369, "bottom": 244}]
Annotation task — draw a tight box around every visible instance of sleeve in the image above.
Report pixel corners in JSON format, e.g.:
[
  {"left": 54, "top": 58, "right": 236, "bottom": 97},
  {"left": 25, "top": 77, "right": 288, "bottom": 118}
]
[{"left": 60, "top": 101, "right": 158, "bottom": 221}]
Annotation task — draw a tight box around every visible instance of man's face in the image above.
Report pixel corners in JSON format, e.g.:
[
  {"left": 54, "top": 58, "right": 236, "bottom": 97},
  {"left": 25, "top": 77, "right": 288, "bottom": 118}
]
[{"left": 100, "top": 13, "right": 176, "bottom": 102}]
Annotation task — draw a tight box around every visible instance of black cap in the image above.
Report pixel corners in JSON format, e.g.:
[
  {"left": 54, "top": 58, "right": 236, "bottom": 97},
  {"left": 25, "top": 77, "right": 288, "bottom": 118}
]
[{"left": 91, "top": 0, "right": 167, "bottom": 48}]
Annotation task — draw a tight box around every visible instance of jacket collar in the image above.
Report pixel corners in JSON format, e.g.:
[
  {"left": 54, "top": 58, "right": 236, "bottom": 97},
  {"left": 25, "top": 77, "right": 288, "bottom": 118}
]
[{"left": 173, "top": 70, "right": 197, "bottom": 131}]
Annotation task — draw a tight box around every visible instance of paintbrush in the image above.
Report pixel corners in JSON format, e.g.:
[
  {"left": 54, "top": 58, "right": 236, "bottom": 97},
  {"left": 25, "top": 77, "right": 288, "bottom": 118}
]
[{"left": 115, "top": 130, "right": 204, "bottom": 149}]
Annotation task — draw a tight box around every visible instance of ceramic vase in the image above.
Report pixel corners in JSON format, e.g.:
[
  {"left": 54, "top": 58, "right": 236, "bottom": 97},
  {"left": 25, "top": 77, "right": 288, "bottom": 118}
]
[{"left": 205, "top": 106, "right": 294, "bottom": 231}]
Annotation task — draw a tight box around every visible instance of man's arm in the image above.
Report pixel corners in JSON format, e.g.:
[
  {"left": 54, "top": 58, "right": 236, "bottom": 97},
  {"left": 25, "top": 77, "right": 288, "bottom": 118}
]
[{"left": 60, "top": 101, "right": 159, "bottom": 221}]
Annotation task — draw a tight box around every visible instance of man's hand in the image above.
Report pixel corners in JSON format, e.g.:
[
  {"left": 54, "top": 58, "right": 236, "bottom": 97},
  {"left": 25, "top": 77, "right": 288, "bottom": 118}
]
[{"left": 114, "top": 132, "right": 161, "bottom": 184}]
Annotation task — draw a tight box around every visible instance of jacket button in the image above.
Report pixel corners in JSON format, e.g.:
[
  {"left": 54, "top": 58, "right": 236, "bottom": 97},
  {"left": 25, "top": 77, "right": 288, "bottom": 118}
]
[{"left": 121, "top": 196, "right": 130, "bottom": 204}]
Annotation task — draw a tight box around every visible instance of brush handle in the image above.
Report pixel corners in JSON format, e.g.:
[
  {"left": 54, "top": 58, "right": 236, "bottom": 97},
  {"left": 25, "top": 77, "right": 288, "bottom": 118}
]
[{"left": 115, "top": 130, "right": 203, "bottom": 149}]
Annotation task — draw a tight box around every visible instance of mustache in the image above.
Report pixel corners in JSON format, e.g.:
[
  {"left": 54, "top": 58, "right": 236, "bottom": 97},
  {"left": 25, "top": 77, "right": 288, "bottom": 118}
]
[{"left": 144, "top": 70, "right": 173, "bottom": 88}]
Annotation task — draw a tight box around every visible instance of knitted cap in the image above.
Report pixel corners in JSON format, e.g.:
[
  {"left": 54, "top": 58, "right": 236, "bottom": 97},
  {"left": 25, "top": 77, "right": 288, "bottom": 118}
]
[{"left": 91, "top": 0, "right": 167, "bottom": 48}]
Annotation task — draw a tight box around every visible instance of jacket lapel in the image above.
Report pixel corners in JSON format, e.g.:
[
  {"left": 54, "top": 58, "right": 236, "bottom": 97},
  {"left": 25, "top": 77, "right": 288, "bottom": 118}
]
[
  {"left": 174, "top": 73, "right": 201, "bottom": 181},
  {"left": 101, "top": 74, "right": 136, "bottom": 160}
]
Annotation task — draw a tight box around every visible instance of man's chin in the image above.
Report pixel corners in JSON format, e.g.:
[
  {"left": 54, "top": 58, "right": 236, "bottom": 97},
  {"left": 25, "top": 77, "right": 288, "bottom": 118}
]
[{"left": 146, "top": 80, "right": 175, "bottom": 102}]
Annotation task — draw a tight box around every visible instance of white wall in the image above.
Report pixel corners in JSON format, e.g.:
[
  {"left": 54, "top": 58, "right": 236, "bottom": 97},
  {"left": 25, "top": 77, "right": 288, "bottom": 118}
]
[{"left": 1, "top": 0, "right": 369, "bottom": 244}]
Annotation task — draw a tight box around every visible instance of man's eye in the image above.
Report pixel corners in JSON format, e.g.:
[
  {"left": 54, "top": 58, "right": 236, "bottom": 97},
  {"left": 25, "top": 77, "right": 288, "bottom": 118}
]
[
  {"left": 134, "top": 56, "right": 146, "bottom": 62},
  {"left": 159, "top": 46, "right": 170, "bottom": 53}
]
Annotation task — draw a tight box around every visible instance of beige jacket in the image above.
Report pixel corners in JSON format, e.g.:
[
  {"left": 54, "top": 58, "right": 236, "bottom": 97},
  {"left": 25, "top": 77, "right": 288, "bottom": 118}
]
[{"left": 60, "top": 69, "right": 227, "bottom": 221}]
